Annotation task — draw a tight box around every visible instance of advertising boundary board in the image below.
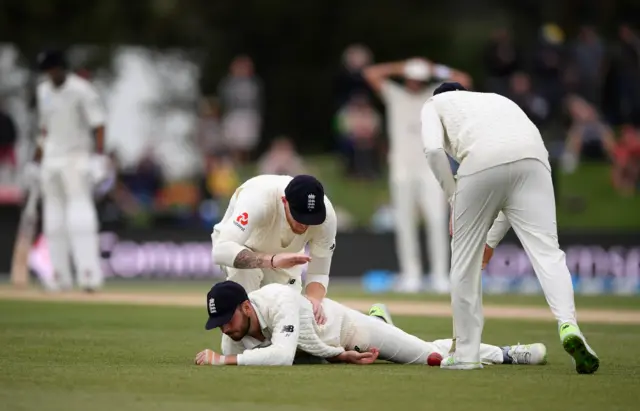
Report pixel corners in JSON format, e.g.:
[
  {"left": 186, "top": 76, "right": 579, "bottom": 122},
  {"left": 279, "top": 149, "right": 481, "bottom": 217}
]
[{"left": 5, "top": 226, "right": 638, "bottom": 295}]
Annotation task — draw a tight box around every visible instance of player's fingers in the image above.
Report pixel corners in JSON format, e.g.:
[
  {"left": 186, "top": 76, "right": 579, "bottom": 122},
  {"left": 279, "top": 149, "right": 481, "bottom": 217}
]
[{"left": 317, "top": 310, "right": 326, "bottom": 325}]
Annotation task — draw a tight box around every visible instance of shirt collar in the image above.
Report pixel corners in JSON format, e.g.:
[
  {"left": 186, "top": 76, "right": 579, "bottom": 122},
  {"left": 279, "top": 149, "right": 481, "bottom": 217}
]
[{"left": 250, "top": 299, "right": 268, "bottom": 331}]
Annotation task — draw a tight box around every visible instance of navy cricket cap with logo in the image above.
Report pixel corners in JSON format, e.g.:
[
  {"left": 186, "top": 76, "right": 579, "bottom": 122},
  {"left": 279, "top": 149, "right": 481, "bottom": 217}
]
[
  {"left": 284, "top": 175, "right": 327, "bottom": 226},
  {"left": 205, "top": 281, "right": 249, "bottom": 330},
  {"left": 433, "top": 81, "right": 467, "bottom": 96}
]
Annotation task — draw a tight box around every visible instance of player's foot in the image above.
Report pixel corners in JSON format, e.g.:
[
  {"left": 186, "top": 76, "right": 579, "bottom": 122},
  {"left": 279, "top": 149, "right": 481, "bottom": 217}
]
[
  {"left": 559, "top": 323, "right": 599, "bottom": 374},
  {"left": 430, "top": 276, "right": 450, "bottom": 294},
  {"left": 394, "top": 276, "right": 422, "bottom": 294},
  {"left": 501, "top": 343, "right": 547, "bottom": 365},
  {"left": 440, "top": 355, "right": 483, "bottom": 370},
  {"left": 368, "top": 303, "right": 394, "bottom": 326}
]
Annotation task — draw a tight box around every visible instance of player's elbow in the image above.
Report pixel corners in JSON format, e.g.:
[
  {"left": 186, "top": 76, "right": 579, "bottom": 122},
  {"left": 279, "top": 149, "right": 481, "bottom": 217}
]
[
  {"left": 272, "top": 347, "right": 296, "bottom": 366},
  {"left": 212, "top": 240, "right": 243, "bottom": 267}
]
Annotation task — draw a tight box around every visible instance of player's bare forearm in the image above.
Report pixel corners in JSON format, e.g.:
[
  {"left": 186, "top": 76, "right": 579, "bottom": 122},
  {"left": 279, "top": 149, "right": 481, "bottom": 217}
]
[
  {"left": 305, "top": 281, "right": 326, "bottom": 300},
  {"left": 233, "top": 249, "right": 271, "bottom": 269},
  {"left": 223, "top": 355, "right": 238, "bottom": 365},
  {"left": 93, "top": 125, "right": 105, "bottom": 153},
  {"left": 363, "top": 61, "right": 408, "bottom": 92}
]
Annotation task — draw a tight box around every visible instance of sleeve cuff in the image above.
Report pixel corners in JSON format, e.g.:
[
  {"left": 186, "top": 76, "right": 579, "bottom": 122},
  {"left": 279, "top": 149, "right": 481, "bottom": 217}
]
[{"left": 305, "top": 274, "right": 329, "bottom": 289}]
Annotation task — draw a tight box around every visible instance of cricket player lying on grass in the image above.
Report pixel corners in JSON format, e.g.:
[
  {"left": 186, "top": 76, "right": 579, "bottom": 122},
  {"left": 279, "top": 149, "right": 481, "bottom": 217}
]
[{"left": 194, "top": 281, "right": 547, "bottom": 366}]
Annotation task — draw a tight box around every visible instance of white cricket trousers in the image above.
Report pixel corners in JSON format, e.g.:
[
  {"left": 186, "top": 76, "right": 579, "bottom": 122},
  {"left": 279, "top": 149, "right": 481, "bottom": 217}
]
[
  {"left": 450, "top": 158, "right": 577, "bottom": 363},
  {"left": 40, "top": 155, "right": 103, "bottom": 290},
  {"left": 343, "top": 306, "right": 504, "bottom": 364},
  {"left": 390, "top": 169, "right": 449, "bottom": 285}
]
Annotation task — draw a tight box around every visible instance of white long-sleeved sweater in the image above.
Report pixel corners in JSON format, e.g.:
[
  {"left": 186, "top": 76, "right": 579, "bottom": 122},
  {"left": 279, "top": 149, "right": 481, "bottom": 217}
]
[{"left": 223, "top": 284, "right": 349, "bottom": 365}]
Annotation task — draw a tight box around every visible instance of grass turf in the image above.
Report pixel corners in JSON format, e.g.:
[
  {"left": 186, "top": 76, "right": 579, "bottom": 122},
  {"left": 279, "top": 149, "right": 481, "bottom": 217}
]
[{"left": 1, "top": 300, "right": 639, "bottom": 411}]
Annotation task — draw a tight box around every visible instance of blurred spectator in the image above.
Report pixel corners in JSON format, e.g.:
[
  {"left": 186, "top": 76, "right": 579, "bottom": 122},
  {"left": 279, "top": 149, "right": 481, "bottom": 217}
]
[
  {"left": 0, "top": 101, "right": 17, "bottom": 184},
  {"left": 569, "top": 25, "right": 605, "bottom": 106},
  {"left": 483, "top": 28, "right": 522, "bottom": 95},
  {"left": 334, "top": 44, "right": 375, "bottom": 107},
  {"left": 533, "top": 24, "right": 567, "bottom": 117},
  {"left": 197, "top": 96, "right": 225, "bottom": 154},
  {"left": 612, "top": 125, "right": 640, "bottom": 196},
  {"left": 508, "top": 72, "right": 549, "bottom": 128},
  {"left": 335, "top": 93, "right": 382, "bottom": 179},
  {"left": 201, "top": 151, "right": 240, "bottom": 201},
  {"left": 257, "top": 136, "right": 305, "bottom": 176},
  {"left": 218, "top": 55, "right": 263, "bottom": 164},
  {"left": 561, "top": 95, "right": 617, "bottom": 173},
  {"left": 612, "top": 24, "right": 640, "bottom": 126},
  {"left": 119, "top": 151, "right": 164, "bottom": 212}
]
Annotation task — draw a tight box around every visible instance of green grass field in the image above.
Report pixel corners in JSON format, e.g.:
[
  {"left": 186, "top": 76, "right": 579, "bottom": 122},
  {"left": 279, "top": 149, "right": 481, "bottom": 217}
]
[{"left": 1, "top": 294, "right": 639, "bottom": 411}]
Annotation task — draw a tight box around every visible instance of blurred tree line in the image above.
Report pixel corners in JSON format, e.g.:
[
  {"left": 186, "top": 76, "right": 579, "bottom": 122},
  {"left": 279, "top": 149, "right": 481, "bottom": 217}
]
[{"left": 0, "top": 0, "right": 638, "bottom": 154}]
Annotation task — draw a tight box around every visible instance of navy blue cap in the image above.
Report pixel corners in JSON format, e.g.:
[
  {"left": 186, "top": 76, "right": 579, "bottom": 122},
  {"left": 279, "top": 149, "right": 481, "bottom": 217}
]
[
  {"left": 37, "top": 49, "right": 67, "bottom": 71},
  {"left": 205, "top": 281, "right": 249, "bottom": 330},
  {"left": 284, "top": 175, "right": 326, "bottom": 225},
  {"left": 433, "top": 82, "right": 467, "bottom": 96}
]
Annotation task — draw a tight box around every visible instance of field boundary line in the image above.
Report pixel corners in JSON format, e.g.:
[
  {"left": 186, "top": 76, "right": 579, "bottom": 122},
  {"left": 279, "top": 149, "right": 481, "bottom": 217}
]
[{"left": 1, "top": 289, "right": 639, "bottom": 324}]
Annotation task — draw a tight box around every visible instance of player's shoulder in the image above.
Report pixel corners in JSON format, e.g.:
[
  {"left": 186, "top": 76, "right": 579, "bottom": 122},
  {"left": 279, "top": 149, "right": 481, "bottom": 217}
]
[
  {"left": 252, "top": 283, "right": 297, "bottom": 303},
  {"left": 241, "top": 174, "right": 292, "bottom": 193},
  {"left": 36, "top": 78, "right": 51, "bottom": 94},
  {"left": 67, "top": 74, "right": 98, "bottom": 94}
]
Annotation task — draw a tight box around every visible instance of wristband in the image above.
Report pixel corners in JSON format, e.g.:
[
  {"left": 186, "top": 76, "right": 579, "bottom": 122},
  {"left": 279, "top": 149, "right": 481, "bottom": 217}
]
[
  {"left": 212, "top": 355, "right": 226, "bottom": 366},
  {"left": 270, "top": 254, "right": 276, "bottom": 269},
  {"left": 433, "top": 64, "right": 452, "bottom": 80}
]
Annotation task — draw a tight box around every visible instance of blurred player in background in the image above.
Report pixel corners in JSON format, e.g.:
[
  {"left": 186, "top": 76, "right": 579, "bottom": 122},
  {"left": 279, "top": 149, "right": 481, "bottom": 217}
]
[
  {"left": 363, "top": 58, "right": 472, "bottom": 293},
  {"left": 420, "top": 82, "right": 599, "bottom": 374},
  {"left": 194, "top": 281, "right": 547, "bottom": 366},
  {"left": 29, "top": 49, "right": 111, "bottom": 292}
]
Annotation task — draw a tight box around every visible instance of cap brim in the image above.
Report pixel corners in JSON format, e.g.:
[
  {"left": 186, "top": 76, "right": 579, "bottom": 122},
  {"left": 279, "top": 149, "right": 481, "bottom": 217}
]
[
  {"left": 290, "top": 205, "right": 326, "bottom": 226},
  {"left": 205, "top": 310, "right": 234, "bottom": 330}
]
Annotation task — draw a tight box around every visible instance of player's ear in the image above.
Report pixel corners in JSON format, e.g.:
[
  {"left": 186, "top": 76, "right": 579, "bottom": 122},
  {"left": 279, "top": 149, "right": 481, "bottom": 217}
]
[
  {"left": 281, "top": 196, "right": 287, "bottom": 204},
  {"left": 240, "top": 300, "right": 252, "bottom": 316}
]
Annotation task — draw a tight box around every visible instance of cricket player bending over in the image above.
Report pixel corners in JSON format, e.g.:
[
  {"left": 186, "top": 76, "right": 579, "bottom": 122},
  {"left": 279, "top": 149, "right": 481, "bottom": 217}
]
[
  {"left": 420, "top": 82, "right": 599, "bottom": 374},
  {"left": 194, "top": 281, "right": 547, "bottom": 367},
  {"left": 211, "top": 174, "right": 337, "bottom": 335},
  {"left": 31, "top": 49, "right": 110, "bottom": 292}
]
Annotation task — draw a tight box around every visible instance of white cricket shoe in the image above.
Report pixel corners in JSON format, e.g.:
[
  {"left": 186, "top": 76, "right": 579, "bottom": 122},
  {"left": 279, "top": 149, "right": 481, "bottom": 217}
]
[
  {"left": 506, "top": 343, "right": 548, "bottom": 365},
  {"left": 440, "top": 355, "right": 484, "bottom": 370}
]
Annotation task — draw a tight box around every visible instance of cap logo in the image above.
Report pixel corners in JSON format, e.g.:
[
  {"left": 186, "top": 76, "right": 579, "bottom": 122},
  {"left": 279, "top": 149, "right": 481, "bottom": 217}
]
[
  {"left": 208, "top": 298, "right": 217, "bottom": 314},
  {"left": 307, "top": 193, "right": 316, "bottom": 211}
]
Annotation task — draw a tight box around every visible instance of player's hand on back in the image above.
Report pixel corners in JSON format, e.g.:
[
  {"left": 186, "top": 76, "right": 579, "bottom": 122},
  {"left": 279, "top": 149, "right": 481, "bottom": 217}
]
[
  {"left": 306, "top": 296, "right": 326, "bottom": 325},
  {"left": 272, "top": 253, "right": 311, "bottom": 269}
]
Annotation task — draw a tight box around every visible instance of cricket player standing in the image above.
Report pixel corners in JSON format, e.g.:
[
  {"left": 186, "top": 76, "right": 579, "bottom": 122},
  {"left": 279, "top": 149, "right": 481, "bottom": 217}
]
[
  {"left": 420, "top": 82, "right": 599, "bottom": 374},
  {"left": 211, "top": 174, "right": 337, "bottom": 329},
  {"left": 363, "top": 58, "right": 471, "bottom": 293},
  {"left": 32, "top": 50, "right": 110, "bottom": 292},
  {"left": 194, "top": 281, "right": 547, "bottom": 366}
]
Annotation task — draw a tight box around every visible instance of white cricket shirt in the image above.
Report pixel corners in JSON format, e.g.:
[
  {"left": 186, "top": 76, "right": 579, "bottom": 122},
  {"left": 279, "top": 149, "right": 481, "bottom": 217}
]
[
  {"left": 380, "top": 81, "right": 432, "bottom": 174},
  {"left": 211, "top": 175, "right": 337, "bottom": 288},
  {"left": 421, "top": 91, "right": 551, "bottom": 177},
  {"left": 37, "top": 74, "right": 106, "bottom": 160},
  {"left": 224, "top": 284, "right": 351, "bottom": 365}
]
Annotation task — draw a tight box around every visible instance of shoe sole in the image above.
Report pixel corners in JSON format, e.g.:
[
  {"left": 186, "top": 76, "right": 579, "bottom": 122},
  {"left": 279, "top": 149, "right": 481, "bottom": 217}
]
[
  {"left": 563, "top": 335, "right": 599, "bottom": 374},
  {"left": 440, "top": 362, "right": 483, "bottom": 370}
]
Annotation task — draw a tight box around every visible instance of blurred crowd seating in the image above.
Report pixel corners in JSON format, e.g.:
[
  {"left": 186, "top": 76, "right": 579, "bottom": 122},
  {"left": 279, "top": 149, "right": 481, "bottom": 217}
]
[{"left": 0, "top": 22, "right": 638, "bottom": 232}]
